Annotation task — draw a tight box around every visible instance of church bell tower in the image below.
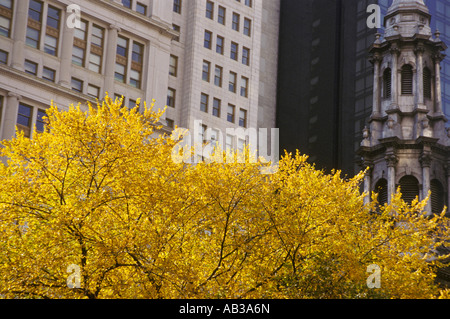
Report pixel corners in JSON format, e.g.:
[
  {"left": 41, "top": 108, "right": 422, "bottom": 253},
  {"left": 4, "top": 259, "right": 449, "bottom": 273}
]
[{"left": 359, "top": 0, "right": 450, "bottom": 215}]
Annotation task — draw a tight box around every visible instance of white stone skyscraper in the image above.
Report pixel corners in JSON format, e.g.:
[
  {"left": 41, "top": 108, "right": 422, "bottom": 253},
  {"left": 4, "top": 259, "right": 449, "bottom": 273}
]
[{"left": 0, "top": 0, "right": 279, "bottom": 151}]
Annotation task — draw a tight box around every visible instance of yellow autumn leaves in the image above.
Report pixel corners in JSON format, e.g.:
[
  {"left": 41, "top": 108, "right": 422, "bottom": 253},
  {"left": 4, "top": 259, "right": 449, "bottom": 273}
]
[{"left": 0, "top": 96, "right": 449, "bottom": 299}]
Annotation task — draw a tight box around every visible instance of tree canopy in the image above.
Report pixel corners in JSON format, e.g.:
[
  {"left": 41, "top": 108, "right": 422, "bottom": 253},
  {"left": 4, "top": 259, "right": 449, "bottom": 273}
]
[{"left": 0, "top": 96, "right": 449, "bottom": 299}]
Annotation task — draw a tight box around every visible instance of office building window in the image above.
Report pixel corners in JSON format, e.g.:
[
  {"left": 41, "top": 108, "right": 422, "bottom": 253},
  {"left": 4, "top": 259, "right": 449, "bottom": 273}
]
[
  {"left": 216, "top": 35, "right": 224, "bottom": 55},
  {"left": 206, "top": 1, "right": 214, "bottom": 19},
  {"left": 136, "top": 3, "right": 147, "bottom": 15},
  {"left": 227, "top": 104, "right": 235, "bottom": 123},
  {"left": 204, "top": 30, "right": 212, "bottom": 49},
  {"left": 72, "top": 19, "right": 87, "bottom": 66},
  {"left": 0, "top": 0, "right": 13, "bottom": 38},
  {"left": 214, "top": 65, "right": 222, "bottom": 87},
  {"left": 200, "top": 124, "right": 208, "bottom": 144},
  {"left": 243, "top": 18, "right": 251, "bottom": 37},
  {"left": 73, "top": 20, "right": 104, "bottom": 73},
  {"left": 229, "top": 71, "right": 237, "bottom": 93},
  {"left": 218, "top": 6, "right": 226, "bottom": 25},
  {"left": 115, "top": 36, "right": 128, "bottom": 83},
  {"left": 167, "top": 88, "right": 176, "bottom": 108},
  {"left": 200, "top": 93, "right": 209, "bottom": 113},
  {"left": 71, "top": 77, "right": 83, "bottom": 93},
  {"left": 24, "top": 60, "right": 38, "bottom": 75},
  {"left": 237, "top": 138, "right": 245, "bottom": 153},
  {"left": 27, "top": 0, "right": 43, "bottom": 49},
  {"left": 202, "top": 60, "right": 211, "bottom": 82},
  {"left": 172, "top": 24, "right": 180, "bottom": 42},
  {"left": 166, "top": 118, "right": 174, "bottom": 129},
  {"left": 240, "top": 77, "right": 249, "bottom": 98},
  {"left": 17, "top": 103, "right": 33, "bottom": 138},
  {"left": 245, "top": 0, "right": 252, "bottom": 7},
  {"left": 44, "top": 6, "right": 61, "bottom": 56},
  {"left": 128, "top": 99, "right": 137, "bottom": 109},
  {"left": 232, "top": 12, "right": 240, "bottom": 31},
  {"left": 130, "top": 41, "right": 143, "bottom": 88},
  {"left": 114, "top": 94, "right": 124, "bottom": 107},
  {"left": 42, "top": 66, "right": 55, "bottom": 82},
  {"left": 0, "top": 49, "right": 8, "bottom": 64},
  {"left": 213, "top": 98, "right": 221, "bottom": 117},
  {"left": 122, "top": 0, "right": 131, "bottom": 8},
  {"left": 26, "top": 1, "right": 61, "bottom": 55},
  {"left": 169, "top": 55, "right": 178, "bottom": 77},
  {"left": 36, "top": 109, "right": 46, "bottom": 133},
  {"left": 242, "top": 47, "right": 250, "bottom": 66},
  {"left": 230, "top": 42, "right": 238, "bottom": 61},
  {"left": 87, "top": 84, "right": 100, "bottom": 98},
  {"left": 226, "top": 134, "right": 233, "bottom": 151},
  {"left": 89, "top": 25, "right": 104, "bottom": 73},
  {"left": 173, "top": 0, "right": 182, "bottom": 14},
  {"left": 239, "top": 109, "right": 247, "bottom": 128}
]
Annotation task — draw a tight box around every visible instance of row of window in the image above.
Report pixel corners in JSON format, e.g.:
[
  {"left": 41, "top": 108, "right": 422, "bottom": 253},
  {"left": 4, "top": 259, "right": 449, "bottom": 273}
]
[
  {"left": 166, "top": 87, "right": 248, "bottom": 128},
  {"left": 381, "top": 65, "right": 432, "bottom": 99},
  {"left": 205, "top": 1, "right": 252, "bottom": 37},
  {"left": 204, "top": 30, "right": 251, "bottom": 66},
  {"left": 374, "top": 176, "right": 445, "bottom": 215},
  {"left": 200, "top": 92, "right": 248, "bottom": 127},
  {"left": 174, "top": 0, "right": 253, "bottom": 15},
  {"left": 72, "top": 19, "right": 144, "bottom": 89},
  {"left": 121, "top": 0, "right": 148, "bottom": 16},
  {"left": 71, "top": 77, "right": 101, "bottom": 99},
  {"left": 0, "top": 0, "right": 13, "bottom": 37},
  {"left": 199, "top": 123, "right": 248, "bottom": 154},
  {"left": 202, "top": 60, "right": 249, "bottom": 98},
  {"left": 0, "top": 1, "right": 145, "bottom": 90}
]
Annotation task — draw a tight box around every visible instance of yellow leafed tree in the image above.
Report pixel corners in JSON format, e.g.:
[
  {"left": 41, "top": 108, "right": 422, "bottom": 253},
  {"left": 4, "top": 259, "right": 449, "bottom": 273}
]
[{"left": 0, "top": 96, "right": 450, "bottom": 299}]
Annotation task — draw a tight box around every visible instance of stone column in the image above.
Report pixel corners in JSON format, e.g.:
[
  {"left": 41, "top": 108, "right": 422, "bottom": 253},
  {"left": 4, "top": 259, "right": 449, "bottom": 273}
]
[
  {"left": 144, "top": 40, "right": 171, "bottom": 115},
  {"left": 11, "top": 0, "right": 29, "bottom": 70},
  {"left": 434, "top": 54, "right": 443, "bottom": 115},
  {"left": 415, "top": 45, "right": 425, "bottom": 107},
  {"left": 363, "top": 164, "right": 373, "bottom": 206},
  {"left": 385, "top": 154, "right": 398, "bottom": 204},
  {"left": 104, "top": 25, "right": 121, "bottom": 96},
  {"left": 446, "top": 163, "right": 450, "bottom": 215},
  {"left": 2, "top": 92, "right": 22, "bottom": 140},
  {"left": 58, "top": 8, "right": 75, "bottom": 88},
  {"left": 371, "top": 54, "right": 382, "bottom": 117},
  {"left": 390, "top": 47, "right": 400, "bottom": 109},
  {"left": 420, "top": 152, "right": 432, "bottom": 215}
]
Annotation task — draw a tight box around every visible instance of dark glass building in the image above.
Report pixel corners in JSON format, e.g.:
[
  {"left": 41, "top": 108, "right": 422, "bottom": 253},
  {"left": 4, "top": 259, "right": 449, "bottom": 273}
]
[{"left": 276, "top": 0, "right": 450, "bottom": 176}]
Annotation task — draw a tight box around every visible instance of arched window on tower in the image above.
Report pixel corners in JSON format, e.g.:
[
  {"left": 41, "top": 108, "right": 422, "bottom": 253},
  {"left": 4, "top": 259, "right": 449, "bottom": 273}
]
[
  {"left": 399, "top": 175, "right": 420, "bottom": 205},
  {"left": 423, "top": 67, "right": 432, "bottom": 99},
  {"left": 375, "top": 178, "right": 388, "bottom": 209},
  {"left": 383, "top": 68, "right": 392, "bottom": 99},
  {"left": 431, "top": 179, "right": 445, "bottom": 215},
  {"left": 401, "top": 64, "right": 413, "bottom": 95}
]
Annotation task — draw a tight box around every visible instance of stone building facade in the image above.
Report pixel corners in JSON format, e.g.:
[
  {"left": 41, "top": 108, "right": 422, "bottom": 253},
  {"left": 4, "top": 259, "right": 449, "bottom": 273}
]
[
  {"left": 359, "top": 0, "right": 450, "bottom": 215},
  {"left": 0, "top": 0, "right": 279, "bottom": 153}
]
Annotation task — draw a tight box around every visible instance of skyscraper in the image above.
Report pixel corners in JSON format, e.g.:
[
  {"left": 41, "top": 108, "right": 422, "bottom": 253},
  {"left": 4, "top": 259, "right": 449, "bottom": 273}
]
[
  {"left": 0, "top": 0, "right": 279, "bottom": 152},
  {"left": 276, "top": 0, "right": 450, "bottom": 177}
]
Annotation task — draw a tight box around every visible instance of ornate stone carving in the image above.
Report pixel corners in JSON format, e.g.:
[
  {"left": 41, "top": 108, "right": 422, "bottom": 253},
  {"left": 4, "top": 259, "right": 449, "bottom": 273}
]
[
  {"left": 385, "top": 154, "right": 398, "bottom": 167},
  {"left": 420, "top": 152, "right": 433, "bottom": 168}
]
